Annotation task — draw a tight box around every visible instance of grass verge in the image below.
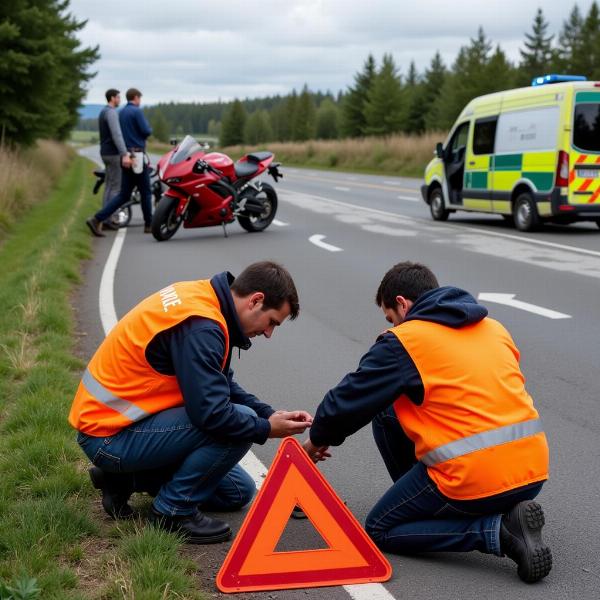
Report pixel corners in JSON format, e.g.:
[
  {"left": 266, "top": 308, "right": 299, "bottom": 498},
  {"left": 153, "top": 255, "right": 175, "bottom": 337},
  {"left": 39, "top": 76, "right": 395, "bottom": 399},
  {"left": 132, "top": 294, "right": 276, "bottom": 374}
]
[
  {"left": 0, "top": 141, "right": 73, "bottom": 240},
  {"left": 0, "top": 156, "right": 204, "bottom": 599}
]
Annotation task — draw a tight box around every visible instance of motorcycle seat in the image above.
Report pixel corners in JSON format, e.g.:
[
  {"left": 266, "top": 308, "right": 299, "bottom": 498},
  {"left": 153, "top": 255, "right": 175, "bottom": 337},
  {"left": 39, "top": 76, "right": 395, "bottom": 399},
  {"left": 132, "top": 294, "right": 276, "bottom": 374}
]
[
  {"left": 234, "top": 161, "right": 260, "bottom": 178},
  {"left": 247, "top": 151, "right": 273, "bottom": 163}
]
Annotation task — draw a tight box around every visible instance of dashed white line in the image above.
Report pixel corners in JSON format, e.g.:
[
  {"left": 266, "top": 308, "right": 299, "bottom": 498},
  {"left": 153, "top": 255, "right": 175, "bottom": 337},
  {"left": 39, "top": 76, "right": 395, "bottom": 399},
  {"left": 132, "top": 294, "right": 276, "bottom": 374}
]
[
  {"left": 309, "top": 234, "right": 343, "bottom": 252},
  {"left": 384, "top": 181, "right": 399, "bottom": 186},
  {"left": 272, "top": 219, "right": 289, "bottom": 227},
  {"left": 334, "top": 186, "right": 351, "bottom": 192},
  {"left": 397, "top": 195, "right": 418, "bottom": 202}
]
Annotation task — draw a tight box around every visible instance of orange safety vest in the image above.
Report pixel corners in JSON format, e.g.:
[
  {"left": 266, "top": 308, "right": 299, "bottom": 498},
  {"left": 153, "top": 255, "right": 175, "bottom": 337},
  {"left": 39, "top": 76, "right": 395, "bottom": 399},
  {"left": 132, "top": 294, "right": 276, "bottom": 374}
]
[
  {"left": 390, "top": 318, "right": 549, "bottom": 500},
  {"left": 69, "top": 280, "right": 230, "bottom": 437}
]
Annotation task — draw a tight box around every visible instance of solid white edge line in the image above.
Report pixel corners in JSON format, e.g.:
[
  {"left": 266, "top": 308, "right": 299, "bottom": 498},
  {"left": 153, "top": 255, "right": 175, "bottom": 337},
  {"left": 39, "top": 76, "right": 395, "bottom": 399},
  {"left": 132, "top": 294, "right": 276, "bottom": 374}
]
[
  {"left": 99, "top": 228, "right": 127, "bottom": 335},
  {"left": 309, "top": 234, "right": 344, "bottom": 252},
  {"left": 99, "top": 223, "right": 394, "bottom": 600},
  {"left": 283, "top": 190, "right": 600, "bottom": 259}
]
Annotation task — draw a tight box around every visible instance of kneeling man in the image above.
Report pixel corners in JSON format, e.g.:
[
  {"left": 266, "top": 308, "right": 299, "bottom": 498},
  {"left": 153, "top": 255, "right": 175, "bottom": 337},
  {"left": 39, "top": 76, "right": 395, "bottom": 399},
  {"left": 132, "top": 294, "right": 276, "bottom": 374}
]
[
  {"left": 304, "top": 262, "right": 551, "bottom": 582},
  {"left": 70, "top": 261, "right": 311, "bottom": 543}
]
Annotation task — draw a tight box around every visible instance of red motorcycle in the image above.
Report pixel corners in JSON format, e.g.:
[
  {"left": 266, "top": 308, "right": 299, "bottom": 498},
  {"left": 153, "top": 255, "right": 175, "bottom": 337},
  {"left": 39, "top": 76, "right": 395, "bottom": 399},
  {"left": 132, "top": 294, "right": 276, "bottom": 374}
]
[{"left": 151, "top": 135, "right": 282, "bottom": 241}]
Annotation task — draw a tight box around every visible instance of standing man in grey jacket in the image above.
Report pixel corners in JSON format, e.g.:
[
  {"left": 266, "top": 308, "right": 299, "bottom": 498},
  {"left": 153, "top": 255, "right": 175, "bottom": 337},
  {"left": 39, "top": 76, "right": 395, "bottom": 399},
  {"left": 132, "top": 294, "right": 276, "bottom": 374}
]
[{"left": 97, "top": 89, "right": 132, "bottom": 230}]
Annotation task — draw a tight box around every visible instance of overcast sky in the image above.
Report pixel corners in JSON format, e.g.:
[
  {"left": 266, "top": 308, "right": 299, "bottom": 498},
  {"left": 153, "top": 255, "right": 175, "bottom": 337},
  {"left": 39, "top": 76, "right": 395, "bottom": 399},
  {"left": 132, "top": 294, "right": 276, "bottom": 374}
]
[{"left": 69, "top": 0, "right": 595, "bottom": 105}]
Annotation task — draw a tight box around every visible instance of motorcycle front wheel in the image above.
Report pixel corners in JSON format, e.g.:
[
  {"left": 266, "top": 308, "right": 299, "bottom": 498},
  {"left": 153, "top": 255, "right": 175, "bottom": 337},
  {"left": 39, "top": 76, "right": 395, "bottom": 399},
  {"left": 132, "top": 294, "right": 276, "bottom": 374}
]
[
  {"left": 151, "top": 196, "right": 183, "bottom": 241},
  {"left": 237, "top": 183, "right": 278, "bottom": 232}
]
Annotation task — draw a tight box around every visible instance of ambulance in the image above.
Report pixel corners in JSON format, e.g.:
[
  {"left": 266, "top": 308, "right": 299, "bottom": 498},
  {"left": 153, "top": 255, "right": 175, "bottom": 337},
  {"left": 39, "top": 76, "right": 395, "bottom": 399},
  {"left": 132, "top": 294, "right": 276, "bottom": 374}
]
[{"left": 421, "top": 74, "right": 600, "bottom": 231}]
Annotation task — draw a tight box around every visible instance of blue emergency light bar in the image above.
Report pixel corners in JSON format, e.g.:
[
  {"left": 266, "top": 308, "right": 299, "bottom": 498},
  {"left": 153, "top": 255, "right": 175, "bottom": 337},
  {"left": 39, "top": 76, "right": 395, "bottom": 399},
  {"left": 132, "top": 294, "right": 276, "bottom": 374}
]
[{"left": 532, "top": 74, "right": 587, "bottom": 86}]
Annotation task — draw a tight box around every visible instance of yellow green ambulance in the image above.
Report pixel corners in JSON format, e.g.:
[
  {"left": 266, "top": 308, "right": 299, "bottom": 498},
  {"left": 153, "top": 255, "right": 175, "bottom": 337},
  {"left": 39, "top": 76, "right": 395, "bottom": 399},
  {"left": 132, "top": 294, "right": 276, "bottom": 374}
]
[{"left": 421, "top": 74, "right": 600, "bottom": 231}]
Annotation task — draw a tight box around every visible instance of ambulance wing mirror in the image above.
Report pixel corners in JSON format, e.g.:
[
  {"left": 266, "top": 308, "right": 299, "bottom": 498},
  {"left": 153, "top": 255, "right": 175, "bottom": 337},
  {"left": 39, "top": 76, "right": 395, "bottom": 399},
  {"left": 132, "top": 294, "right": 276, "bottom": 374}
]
[{"left": 435, "top": 142, "right": 444, "bottom": 159}]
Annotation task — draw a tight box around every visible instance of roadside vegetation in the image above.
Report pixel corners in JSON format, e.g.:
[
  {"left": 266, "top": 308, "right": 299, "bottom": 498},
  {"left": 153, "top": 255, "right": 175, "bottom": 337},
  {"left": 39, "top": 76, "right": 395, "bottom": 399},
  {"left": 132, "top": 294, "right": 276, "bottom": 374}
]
[
  {"left": 0, "top": 156, "right": 203, "bottom": 598},
  {"left": 0, "top": 141, "right": 73, "bottom": 240},
  {"left": 221, "top": 132, "right": 443, "bottom": 178}
]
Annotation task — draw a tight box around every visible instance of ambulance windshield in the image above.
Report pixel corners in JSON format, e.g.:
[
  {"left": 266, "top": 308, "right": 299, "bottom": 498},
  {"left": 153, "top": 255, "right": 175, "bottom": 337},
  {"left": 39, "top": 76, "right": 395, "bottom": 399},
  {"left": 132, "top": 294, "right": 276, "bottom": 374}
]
[{"left": 574, "top": 103, "right": 600, "bottom": 152}]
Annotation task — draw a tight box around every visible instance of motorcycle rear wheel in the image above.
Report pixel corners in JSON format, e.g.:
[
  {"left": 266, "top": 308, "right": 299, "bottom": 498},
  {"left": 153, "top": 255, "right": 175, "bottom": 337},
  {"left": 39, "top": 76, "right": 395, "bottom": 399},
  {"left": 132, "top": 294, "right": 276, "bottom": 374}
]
[
  {"left": 237, "top": 183, "right": 278, "bottom": 232},
  {"left": 151, "top": 196, "right": 183, "bottom": 241}
]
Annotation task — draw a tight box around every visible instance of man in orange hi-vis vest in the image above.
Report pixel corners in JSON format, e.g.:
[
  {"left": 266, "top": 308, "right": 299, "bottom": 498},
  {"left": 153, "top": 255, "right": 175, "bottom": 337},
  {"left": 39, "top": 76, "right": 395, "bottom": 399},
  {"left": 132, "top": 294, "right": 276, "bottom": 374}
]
[
  {"left": 70, "top": 262, "right": 312, "bottom": 544},
  {"left": 304, "top": 262, "right": 551, "bottom": 583}
]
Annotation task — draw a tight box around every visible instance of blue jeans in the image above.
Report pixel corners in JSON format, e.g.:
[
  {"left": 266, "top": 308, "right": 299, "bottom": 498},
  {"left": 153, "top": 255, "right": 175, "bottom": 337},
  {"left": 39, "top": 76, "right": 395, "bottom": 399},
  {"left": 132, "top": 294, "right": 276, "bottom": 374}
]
[
  {"left": 95, "top": 163, "right": 153, "bottom": 226},
  {"left": 77, "top": 405, "right": 256, "bottom": 516},
  {"left": 365, "top": 406, "right": 543, "bottom": 556}
]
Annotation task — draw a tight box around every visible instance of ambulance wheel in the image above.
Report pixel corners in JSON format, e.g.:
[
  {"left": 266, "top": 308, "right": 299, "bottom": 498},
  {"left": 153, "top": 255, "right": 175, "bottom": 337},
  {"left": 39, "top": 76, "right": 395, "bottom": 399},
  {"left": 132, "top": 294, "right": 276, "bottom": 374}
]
[
  {"left": 429, "top": 188, "right": 449, "bottom": 221},
  {"left": 514, "top": 193, "right": 540, "bottom": 232}
]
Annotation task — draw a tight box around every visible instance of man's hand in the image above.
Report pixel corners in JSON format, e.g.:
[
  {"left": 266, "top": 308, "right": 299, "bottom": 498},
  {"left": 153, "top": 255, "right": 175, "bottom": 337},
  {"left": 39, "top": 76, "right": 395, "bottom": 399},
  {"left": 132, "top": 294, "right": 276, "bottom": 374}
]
[
  {"left": 302, "top": 438, "right": 331, "bottom": 463},
  {"left": 121, "top": 154, "right": 133, "bottom": 168},
  {"left": 268, "top": 410, "right": 313, "bottom": 438}
]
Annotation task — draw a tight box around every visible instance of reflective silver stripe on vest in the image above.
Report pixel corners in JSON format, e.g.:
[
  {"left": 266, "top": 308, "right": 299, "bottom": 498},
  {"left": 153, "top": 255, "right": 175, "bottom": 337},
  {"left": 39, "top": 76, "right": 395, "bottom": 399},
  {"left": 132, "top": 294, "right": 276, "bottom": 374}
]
[
  {"left": 82, "top": 368, "right": 150, "bottom": 423},
  {"left": 420, "top": 418, "right": 543, "bottom": 467}
]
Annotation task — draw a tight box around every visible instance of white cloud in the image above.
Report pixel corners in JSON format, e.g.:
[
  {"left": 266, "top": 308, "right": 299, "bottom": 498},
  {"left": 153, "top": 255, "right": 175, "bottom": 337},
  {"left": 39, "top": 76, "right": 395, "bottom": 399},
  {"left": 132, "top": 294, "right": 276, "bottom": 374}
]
[{"left": 70, "top": 0, "right": 595, "bottom": 104}]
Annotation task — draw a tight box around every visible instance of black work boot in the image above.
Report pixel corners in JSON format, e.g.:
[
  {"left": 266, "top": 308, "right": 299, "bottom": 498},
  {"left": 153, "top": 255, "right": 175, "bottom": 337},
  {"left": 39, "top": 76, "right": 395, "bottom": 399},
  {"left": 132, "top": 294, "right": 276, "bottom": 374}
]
[
  {"left": 86, "top": 217, "right": 106, "bottom": 237},
  {"left": 500, "top": 501, "right": 552, "bottom": 583},
  {"left": 102, "top": 220, "right": 119, "bottom": 231},
  {"left": 150, "top": 506, "right": 231, "bottom": 544},
  {"left": 89, "top": 466, "right": 134, "bottom": 520}
]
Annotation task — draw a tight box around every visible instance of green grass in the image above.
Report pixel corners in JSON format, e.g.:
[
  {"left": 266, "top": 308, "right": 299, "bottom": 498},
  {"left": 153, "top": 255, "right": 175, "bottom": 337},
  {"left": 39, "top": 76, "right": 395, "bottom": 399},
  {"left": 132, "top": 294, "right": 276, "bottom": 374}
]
[{"left": 0, "top": 156, "right": 205, "bottom": 598}]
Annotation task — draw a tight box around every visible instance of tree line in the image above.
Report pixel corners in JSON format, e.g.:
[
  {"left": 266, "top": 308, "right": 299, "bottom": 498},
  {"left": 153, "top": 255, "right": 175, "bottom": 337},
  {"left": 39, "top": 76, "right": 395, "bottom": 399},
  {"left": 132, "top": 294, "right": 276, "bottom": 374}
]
[
  {"left": 1, "top": 1, "right": 98, "bottom": 146},
  {"left": 78, "top": 3, "right": 600, "bottom": 145}
]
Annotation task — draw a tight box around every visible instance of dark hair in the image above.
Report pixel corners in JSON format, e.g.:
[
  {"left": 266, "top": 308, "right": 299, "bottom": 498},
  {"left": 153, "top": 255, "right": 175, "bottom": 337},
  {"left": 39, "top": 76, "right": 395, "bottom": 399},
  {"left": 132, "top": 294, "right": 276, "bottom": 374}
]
[
  {"left": 375, "top": 262, "right": 439, "bottom": 308},
  {"left": 126, "top": 88, "right": 142, "bottom": 101},
  {"left": 231, "top": 261, "right": 299, "bottom": 320},
  {"left": 105, "top": 88, "right": 120, "bottom": 102}
]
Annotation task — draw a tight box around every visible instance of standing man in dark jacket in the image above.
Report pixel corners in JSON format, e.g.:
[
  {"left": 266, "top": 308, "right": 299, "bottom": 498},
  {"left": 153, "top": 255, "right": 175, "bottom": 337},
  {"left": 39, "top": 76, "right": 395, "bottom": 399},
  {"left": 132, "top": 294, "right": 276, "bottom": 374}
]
[
  {"left": 70, "top": 262, "right": 312, "bottom": 544},
  {"left": 304, "top": 262, "right": 552, "bottom": 583},
  {"left": 97, "top": 89, "right": 132, "bottom": 230},
  {"left": 87, "top": 88, "right": 153, "bottom": 236}
]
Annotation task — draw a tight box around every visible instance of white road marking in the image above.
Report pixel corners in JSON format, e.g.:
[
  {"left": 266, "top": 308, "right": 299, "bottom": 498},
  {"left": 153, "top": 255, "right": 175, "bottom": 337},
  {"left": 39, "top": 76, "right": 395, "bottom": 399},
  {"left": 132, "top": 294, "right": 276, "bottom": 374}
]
[
  {"left": 309, "top": 234, "right": 344, "bottom": 252},
  {"left": 99, "top": 223, "right": 395, "bottom": 600},
  {"left": 384, "top": 181, "right": 399, "bottom": 186},
  {"left": 478, "top": 293, "right": 572, "bottom": 319},
  {"left": 99, "top": 228, "right": 127, "bottom": 335},
  {"left": 397, "top": 195, "right": 418, "bottom": 202},
  {"left": 272, "top": 219, "right": 289, "bottom": 227},
  {"left": 334, "top": 186, "right": 351, "bottom": 192}
]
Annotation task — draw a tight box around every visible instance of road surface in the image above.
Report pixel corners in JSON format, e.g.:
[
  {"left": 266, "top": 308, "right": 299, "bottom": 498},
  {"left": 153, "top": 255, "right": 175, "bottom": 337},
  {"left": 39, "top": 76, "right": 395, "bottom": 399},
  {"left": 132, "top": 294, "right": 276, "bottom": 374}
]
[{"left": 77, "top": 147, "right": 600, "bottom": 599}]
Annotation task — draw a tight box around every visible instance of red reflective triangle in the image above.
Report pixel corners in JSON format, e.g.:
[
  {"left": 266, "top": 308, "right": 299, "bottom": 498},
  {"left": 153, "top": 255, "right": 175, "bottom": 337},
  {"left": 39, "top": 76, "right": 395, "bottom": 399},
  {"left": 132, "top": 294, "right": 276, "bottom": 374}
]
[{"left": 216, "top": 437, "right": 392, "bottom": 593}]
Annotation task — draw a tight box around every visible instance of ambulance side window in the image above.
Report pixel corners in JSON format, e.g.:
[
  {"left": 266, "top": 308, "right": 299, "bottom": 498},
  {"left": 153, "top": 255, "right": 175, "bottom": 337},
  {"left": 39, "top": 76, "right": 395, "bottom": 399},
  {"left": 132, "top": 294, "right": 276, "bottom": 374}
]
[
  {"left": 448, "top": 122, "right": 470, "bottom": 161},
  {"left": 473, "top": 117, "right": 498, "bottom": 155}
]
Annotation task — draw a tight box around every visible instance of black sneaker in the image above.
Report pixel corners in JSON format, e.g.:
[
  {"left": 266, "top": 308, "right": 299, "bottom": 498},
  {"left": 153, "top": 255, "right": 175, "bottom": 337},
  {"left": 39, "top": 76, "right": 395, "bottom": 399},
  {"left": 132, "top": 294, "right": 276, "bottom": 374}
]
[
  {"left": 500, "top": 501, "right": 552, "bottom": 583},
  {"left": 86, "top": 217, "right": 106, "bottom": 237},
  {"left": 89, "top": 467, "right": 134, "bottom": 520},
  {"left": 150, "top": 506, "right": 231, "bottom": 544}
]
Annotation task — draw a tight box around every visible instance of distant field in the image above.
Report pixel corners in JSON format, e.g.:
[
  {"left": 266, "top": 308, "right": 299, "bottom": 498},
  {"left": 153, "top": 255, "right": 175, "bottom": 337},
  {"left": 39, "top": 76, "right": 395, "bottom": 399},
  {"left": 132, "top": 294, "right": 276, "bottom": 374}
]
[{"left": 70, "top": 130, "right": 98, "bottom": 145}]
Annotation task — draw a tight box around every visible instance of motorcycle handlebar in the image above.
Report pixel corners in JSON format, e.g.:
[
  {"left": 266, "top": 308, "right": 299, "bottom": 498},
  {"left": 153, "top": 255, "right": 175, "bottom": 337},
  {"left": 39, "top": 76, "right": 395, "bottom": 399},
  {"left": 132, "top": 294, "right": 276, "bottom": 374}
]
[{"left": 195, "top": 159, "right": 223, "bottom": 177}]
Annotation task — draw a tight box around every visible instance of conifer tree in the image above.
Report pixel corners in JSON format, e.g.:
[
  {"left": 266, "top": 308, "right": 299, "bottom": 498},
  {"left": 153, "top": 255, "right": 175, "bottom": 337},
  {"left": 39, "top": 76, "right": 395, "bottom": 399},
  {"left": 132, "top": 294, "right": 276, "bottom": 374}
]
[
  {"left": 364, "top": 54, "right": 404, "bottom": 136},
  {"left": 293, "top": 85, "right": 316, "bottom": 141},
  {"left": 0, "top": 0, "right": 98, "bottom": 145},
  {"left": 422, "top": 52, "right": 447, "bottom": 131},
  {"left": 315, "top": 98, "right": 340, "bottom": 139},
  {"left": 518, "top": 8, "right": 554, "bottom": 85},
  {"left": 244, "top": 110, "right": 272, "bottom": 144},
  {"left": 553, "top": 5, "right": 583, "bottom": 72},
  {"left": 341, "top": 54, "right": 376, "bottom": 137},
  {"left": 220, "top": 99, "right": 246, "bottom": 146}
]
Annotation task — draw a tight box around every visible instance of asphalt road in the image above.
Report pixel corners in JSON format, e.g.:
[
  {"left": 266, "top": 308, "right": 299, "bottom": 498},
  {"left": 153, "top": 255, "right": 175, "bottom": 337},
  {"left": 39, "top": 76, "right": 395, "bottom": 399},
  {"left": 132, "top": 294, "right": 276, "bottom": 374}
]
[{"left": 77, "top": 147, "right": 600, "bottom": 599}]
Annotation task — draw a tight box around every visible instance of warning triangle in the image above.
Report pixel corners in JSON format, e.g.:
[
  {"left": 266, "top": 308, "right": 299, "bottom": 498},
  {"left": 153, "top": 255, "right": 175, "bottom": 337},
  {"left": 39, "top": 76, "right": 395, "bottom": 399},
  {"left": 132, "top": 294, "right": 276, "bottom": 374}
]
[{"left": 216, "top": 437, "right": 392, "bottom": 593}]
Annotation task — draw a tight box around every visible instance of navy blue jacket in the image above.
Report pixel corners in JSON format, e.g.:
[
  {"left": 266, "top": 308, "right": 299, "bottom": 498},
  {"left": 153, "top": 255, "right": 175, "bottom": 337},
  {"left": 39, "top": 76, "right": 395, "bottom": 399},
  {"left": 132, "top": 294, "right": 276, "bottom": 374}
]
[
  {"left": 309, "top": 287, "right": 488, "bottom": 447},
  {"left": 145, "top": 272, "right": 274, "bottom": 444},
  {"left": 119, "top": 102, "right": 152, "bottom": 150}
]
